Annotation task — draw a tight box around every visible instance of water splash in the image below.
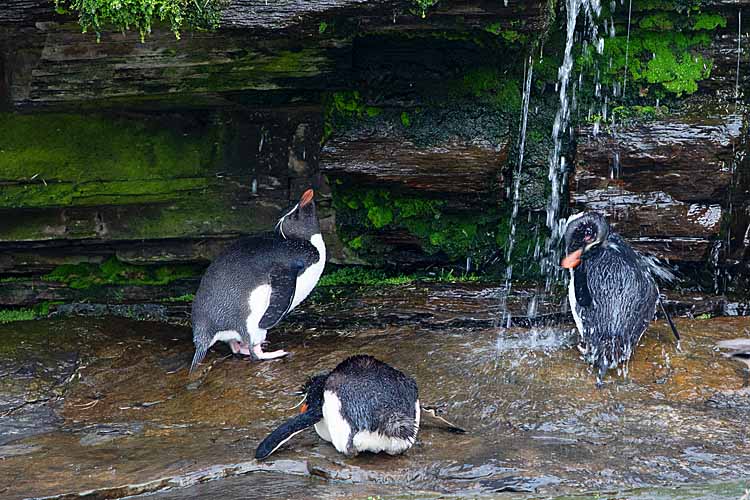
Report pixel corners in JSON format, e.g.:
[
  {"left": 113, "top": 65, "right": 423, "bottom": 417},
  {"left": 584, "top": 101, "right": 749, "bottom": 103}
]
[{"left": 542, "top": 0, "right": 602, "bottom": 290}]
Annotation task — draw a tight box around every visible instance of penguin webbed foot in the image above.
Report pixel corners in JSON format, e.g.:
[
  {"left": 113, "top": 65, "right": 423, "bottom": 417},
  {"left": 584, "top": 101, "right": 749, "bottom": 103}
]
[{"left": 252, "top": 343, "right": 289, "bottom": 361}]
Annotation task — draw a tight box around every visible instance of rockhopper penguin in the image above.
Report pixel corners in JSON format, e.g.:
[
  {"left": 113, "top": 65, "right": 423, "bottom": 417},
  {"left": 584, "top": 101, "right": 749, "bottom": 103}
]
[
  {"left": 255, "top": 355, "right": 420, "bottom": 459},
  {"left": 190, "top": 189, "right": 325, "bottom": 372},
  {"left": 561, "top": 211, "right": 679, "bottom": 385}
]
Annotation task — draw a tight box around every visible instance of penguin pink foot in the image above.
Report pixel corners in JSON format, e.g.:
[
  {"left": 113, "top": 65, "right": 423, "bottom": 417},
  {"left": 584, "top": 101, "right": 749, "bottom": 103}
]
[
  {"left": 252, "top": 344, "right": 288, "bottom": 360},
  {"left": 229, "top": 340, "right": 252, "bottom": 356}
]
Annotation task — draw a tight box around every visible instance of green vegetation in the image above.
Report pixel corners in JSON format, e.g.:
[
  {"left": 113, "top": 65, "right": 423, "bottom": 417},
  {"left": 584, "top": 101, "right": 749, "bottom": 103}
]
[
  {"left": 322, "top": 91, "right": 381, "bottom": 142},
  {"left": 412, "top": 0, "right": 439, "bottom": 18},
  {"left": 578, "top": 9, "right": 726, "bottom": 98},
  {"left": 0, "top": 303, "right": 52, "bottom": 324},
  {"left": 584, "top": 29, "right": 715, "bottom": 97},
  {"left": 318, "top": 266, "right": 482, "bottom": 287},
  {"left": 319, "top": 268, "right": 415, "bottom": 286},
  {"left": 45, "top": 257, "right": 199, "bottom": 290},
  {"left": 612, "top": 105, "right": 668, "bottom": 121},
  {"left": 0, "top": 112, "right": 225, "bottom": 210},
  {"left": 400, "top": 111, "right": 412, "bottom": 128},
  {"left": 162, "top": 293, "right": 195, "bottom": 302},
  {"left": 54, "top": 0, "right": 227, "bottom": 41},
  {"left": 332, "top": 186, "right": 539, "bottom": 272},
  {"left": 451, "top": 68, "right": 522, "bottom": 113}
]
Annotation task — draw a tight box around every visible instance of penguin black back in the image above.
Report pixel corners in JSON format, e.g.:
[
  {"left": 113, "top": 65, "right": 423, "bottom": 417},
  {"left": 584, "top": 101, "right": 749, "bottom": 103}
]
[
  {"left": 255, "top": 355, "right": 419, "bottom": 459},
  {"left": 325, "top": 355, "right": 419, "bottom": 442}
]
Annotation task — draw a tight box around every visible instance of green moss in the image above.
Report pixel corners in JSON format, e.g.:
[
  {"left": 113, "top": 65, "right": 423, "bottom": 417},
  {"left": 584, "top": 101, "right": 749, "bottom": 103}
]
[
  {"left": 162, "top": 293, "right": 195, "bottom": 302},
  {"left": 400, "top": 111, "right": 412, "bottom": 128},
  {"left": 585, "top": 30, "right": 713, "bottom": 97},
  {"left": 412, "top": 0, "right": 439, "bottom": 18},
  {"left": 0, "top": 113, "right": 218, "bottom": 186},
  {"left": 318, "top": 266, "right": 482, "bottom": 286},
  {"left": 54, "top": 0, "right": 227, "bottom": 42},
  {"left": 639, "top": 13, "right": 674, "bottom": 31},
  {"left": 318, "top": 22, "right": 328, "bottom": 34},
  {"left": 322, "top": 91, "right": 382, "bottom": 142},
  {"left": 0, "top": 303, "right": 51, "bottom": 324},
  {"left": 332, "top": 186, "right": 539, "bottom": 273},
  {"left": 485, "top": 22, "right": 502, "bottom": 35},
  {"left": 319, "top": 267, "right": 415, "bottom": 286},
  {"left": 454, "top": 68, "right": 522, "bottom": 113},
  {"left": 690, "top": 13, "right": 727, "bottom": 31},
  {"left": 45, "top": 256, "right": 199, "bottom": 289},
  {"left": 612, "top": 105, "right": 668, "bottom": 121}
]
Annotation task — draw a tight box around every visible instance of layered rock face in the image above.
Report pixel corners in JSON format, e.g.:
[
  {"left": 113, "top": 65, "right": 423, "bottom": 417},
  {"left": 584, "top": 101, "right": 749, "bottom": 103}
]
[{"left": 0, "top": 0, "right": 748, "bottom": 305}]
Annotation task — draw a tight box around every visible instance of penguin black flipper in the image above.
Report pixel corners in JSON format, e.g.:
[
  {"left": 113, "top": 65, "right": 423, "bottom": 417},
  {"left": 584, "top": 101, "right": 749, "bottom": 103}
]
[
  {"left": 573, "top": 266, "right": 592, "bottom": 308},
  {"left": 255, "top": 406, "right": 323, "bottom": 460},
  {"left": 258, "top": 260, "right": 304, "bottom": 330}
]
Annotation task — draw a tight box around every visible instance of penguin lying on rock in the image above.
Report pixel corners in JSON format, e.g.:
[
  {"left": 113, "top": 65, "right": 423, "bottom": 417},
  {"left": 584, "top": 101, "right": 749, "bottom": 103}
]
[
  {"left": 561, "top": 211, "right": 680, "bottom": 386},
  {"left": 189, "top": 189, "right": 325, "bottom": 373},
  {"left": 256, "top": 355, "right": 452, "bottom": 459}
]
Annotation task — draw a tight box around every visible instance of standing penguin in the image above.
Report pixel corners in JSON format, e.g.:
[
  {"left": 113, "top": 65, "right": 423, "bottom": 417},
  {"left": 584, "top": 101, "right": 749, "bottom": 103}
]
[
  {"left": 190, "top": 189, "right": 325, "bottom": 373},
  {"left": 560, "top": 211, "right": 679, "bottom": 385},
  {"left": 255, "top": 355, "right": 420, "bottom": 459}
]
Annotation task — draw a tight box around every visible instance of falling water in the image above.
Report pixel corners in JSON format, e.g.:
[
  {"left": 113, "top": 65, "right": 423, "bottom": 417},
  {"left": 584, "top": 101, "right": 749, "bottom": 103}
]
[
  {"left": 500, "top": 55, "right": 535, "bottom": 328},
  {"left": 736, "top": 9, "right": 743, "bottom": 109},
  {"left": 622, "top": 0, "right": 633, "bottom": 95},
  {"left": 542, "top": 0, "right": 602, "bottom": 290},
  {"left": 505, "top": 56, "right": 535, "bottom": 284}
]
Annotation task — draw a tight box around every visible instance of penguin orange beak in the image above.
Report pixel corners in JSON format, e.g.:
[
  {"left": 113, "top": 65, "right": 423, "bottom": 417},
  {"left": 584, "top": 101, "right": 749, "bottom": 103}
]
[
  {"left": 299, "top": 402, "right": 308, "bottom": 414},
  {"left": 561, "top": 248, "right": 583, "bottom": 269},
  {"left": 299, "top": 189, "right": 314, "bottom": 207}
]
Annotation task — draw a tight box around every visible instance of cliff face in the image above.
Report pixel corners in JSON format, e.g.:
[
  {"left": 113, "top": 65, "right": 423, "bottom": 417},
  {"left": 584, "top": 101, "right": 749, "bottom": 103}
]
[{"left": 0, "top": 0, "right": 748, "bottom": 306}]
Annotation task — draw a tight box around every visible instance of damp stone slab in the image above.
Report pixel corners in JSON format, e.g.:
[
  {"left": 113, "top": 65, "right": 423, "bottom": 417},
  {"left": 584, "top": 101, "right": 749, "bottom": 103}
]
[{"left": 0, "top": 286, "right": 749, "bottom": 499}]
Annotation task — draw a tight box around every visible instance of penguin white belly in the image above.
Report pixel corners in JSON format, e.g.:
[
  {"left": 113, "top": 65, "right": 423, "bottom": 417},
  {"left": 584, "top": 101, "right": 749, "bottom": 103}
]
[
  {"left": 314, "top": 419, "right": 332, "bottom": 443},
  {"left": 290, "top": 234, "right": 326, "bottom": 310},
  {"left": 320, "top": 390, "right": 351, "bottom": 454},
  {"left": 568, "top": 269, "right": 584, "bottom": 337},
  {"left": 352, "top": 400, "right": 420, "bottom": 455},
  {"left": 246, "top": 284, "right": 272, "bottom": 345}
]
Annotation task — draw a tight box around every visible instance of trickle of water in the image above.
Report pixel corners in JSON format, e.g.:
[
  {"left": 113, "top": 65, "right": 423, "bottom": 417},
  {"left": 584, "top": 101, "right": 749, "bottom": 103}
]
[
  {"left": 500, "top": 55, "right": 535, "bottom": 328},
  {"left": 542, "top": 0, "right": 602, "bottom": 291},
  {"left": 622, "top": 0, "right": 632, "bottom": 95},
  {"left": 736, "top": 9, "right": 743, "bottom": 108},
  {"left": 710, "top": 240, "right": 723, "bottom": 294}
]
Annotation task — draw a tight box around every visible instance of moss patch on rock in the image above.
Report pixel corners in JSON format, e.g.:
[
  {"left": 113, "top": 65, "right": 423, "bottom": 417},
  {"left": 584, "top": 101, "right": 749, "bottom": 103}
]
[
  {"left": 331, "top": 185, "right": 540, "bottom": 275},
  {"left": 580, "top": 9, "right": 725, "bottom": 99},
  {"left": 44, "top": 257, "right": 199, "bottom": 290}
]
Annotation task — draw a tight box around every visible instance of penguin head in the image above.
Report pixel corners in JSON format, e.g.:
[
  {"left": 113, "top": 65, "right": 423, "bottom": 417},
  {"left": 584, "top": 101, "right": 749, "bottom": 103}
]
[
  {"left": 298, "top": 372, "right": 327, "bottom": 414},
  {"left": 275, "top": 189, "right": 320, "bottom": 240},
  {"left": 561, "top": 211, "right": 610, "bottom": 269}
]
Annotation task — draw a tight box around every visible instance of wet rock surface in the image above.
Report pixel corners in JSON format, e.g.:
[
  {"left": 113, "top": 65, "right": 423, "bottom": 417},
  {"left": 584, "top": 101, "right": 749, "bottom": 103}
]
[{"left": 0, "top": 284, "right": 749, "bottom": 499}]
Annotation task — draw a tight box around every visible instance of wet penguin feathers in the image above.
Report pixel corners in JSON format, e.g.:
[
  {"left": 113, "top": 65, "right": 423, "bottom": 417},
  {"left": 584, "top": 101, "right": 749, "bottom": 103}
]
[
  {"left": 255, "top": 355, "right": 420, "bottom": 459},
  {"left": 325, "top": 355, "right": 419, "bottom": 441},
  {"left": 562, "top": 211, "right": 678, "bottom": 385}
]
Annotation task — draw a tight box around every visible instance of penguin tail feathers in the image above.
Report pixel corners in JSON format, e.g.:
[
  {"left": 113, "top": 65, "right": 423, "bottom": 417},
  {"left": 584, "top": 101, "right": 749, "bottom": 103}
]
[
  {"left": 190, "top": 345, "right": 209, "bottom": 374},
  {"left": 255, "top": 409, "right": 322, "bottom": 460},
  {"left": 380, "top": 412, "right": 418, "bottom": 441}
]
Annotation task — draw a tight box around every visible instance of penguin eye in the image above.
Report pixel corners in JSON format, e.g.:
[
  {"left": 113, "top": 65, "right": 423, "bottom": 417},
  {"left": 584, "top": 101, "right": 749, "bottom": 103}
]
[{"left": 582, "top": 226, "right": 596, "bottom": 242}]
